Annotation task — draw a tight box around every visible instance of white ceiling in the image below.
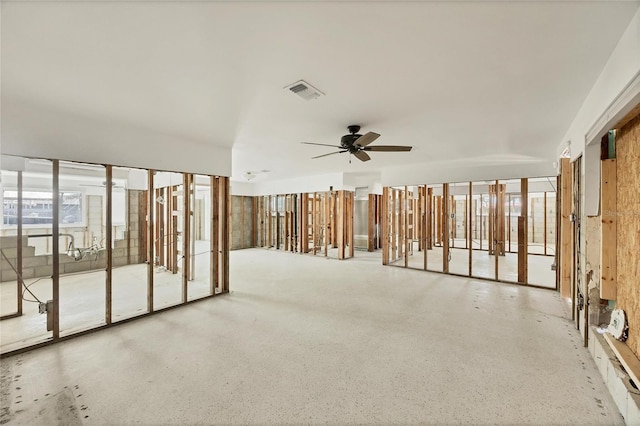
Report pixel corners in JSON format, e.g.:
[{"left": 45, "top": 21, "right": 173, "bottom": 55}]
[{"left": 2, "top": 1, "right": 638, "bottom": 184}]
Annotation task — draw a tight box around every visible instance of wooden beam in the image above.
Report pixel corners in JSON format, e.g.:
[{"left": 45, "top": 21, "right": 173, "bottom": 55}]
[
  {"left": 404, "top": 186, "right": 409, "bottom": 268},
  {"left": 468, "top": 182, "right": 472, "bottom": 276},
  {"left": 560, "top": 158, "right": 572, "bottom": 298},
  {"left": 148, "top": 170, "right": 154, "bottom": 311},
  {"left": 600, "top": 158, "right": 617, "bottom": 300},
  {"left": 494, "top": 180, "right": 499, "bottom": 279},
  {"left": 222, "top": 177, "right": 230, "bottom": 292},
  {"left": 442, "top": 184, "right": 450, "bottom": 273},
  {"left": 105, "top": 165, "right": 113, "bottom": 325},
  {"left": 543, "top": 192, "right": 547, "bottom": 255},
  {"left": 182, "top": 174, "right": 191, "bottom": 303},
  {"left": 518, "top": 178, "right": 529, "bottom": 283},
  {"left": 16, "top": 171, "right": 23, "bottom": 316},
  {"left": 368, "top": 194, "right": 375, "bottom": 252},
  {"left": 382, "top": 187, "right": 389, "bottom": 265},
  {"left": 52, "top": 160, "right": 60, "bottom": 338},
  {"left": 349, "top": 191, "right": 354, "bottom": 258},
  {"left": 211, "top": 177, "right": 219, "bottom": 294}
]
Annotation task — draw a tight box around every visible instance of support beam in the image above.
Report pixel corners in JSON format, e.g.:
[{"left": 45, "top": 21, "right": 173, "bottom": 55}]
[
  {"left": 182, "top": 174, "right": 191, "bottom": 303},
  {"left": 442, "top": 184, "right": 450, "bottom": 273},
  {"left": 211, "top": 177, "right": 219, "bottom": 294},
  {"left": 17, "top": 171, "right": 23, "bottom": 316},
  {"left": 382, "top": 187, "right": 389, "bottom": 265},
  {"left": 52, "top": 160, "right": 60, "bottom": 338},
  {"left": 600, "top": 158, "right": 617, "bottom": 300},
  {"left": 468, "top": 182, "right": 472, "bottom": 276},
  {"left": 560, "top": 158, "right": 572, "bottom": 298},
  {"left": 148, "top": 170, "right": 155, "bottom": 312},
  {"left": 518, "top": 178, "right": 529, "bottom": 283},
  {"left": 105, "top": 165, "right": 113, "bottom": 325},
  {"left": 221, "top": 177, "right": 230, "bottom": 293}
]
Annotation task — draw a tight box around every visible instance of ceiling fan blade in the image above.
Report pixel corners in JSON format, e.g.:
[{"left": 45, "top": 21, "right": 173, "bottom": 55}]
[
  {"left": 354, "top": 132, "right": 380, "bottom": 147},
  {"left": 312, "top": 150, "right": 347, "bottom": 159},
  {"left": 302, "top": 142, "right": 343, "bottom": 148},
  {"left": 364, "top": 145, "right": 412, "bottom": 152},
  {"left": 354, "top": 151, "right": 371, "bottom": 162}
]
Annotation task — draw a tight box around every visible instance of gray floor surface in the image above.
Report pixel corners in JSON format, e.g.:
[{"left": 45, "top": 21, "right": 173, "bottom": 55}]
[{"left": 0, "top": 248, "right": 623, "bottom": 425}]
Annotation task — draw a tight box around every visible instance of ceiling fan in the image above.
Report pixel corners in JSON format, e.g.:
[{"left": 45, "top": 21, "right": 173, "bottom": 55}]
[{"left": 302, "top": 125, "right": 412, "bottom": 162}]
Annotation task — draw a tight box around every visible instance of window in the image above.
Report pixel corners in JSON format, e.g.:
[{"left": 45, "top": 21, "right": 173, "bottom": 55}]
[{"left": 3, "top": 190, "right": 83, "bottom": 225}]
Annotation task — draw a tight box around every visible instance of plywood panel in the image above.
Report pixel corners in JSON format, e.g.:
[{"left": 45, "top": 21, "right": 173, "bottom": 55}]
[
  {"left": 616, "top": 113, "right": 640, "bottom": 359},
  {"left": 600, "top": 159, "right": 616, "bottom": 300}
]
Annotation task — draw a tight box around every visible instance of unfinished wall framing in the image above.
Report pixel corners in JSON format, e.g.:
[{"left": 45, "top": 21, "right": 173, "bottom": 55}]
[
  {"left": 0, "top": 157, "right": 230, "bottom": 354},
  {"left": 253, "top": 191, "right": 355, "bottom": 260},
  {"left": 382, "top": 178, "right": 558, "bottom": 288}
]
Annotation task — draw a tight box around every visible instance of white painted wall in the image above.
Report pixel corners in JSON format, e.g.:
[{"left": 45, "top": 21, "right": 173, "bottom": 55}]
[
  {"left": 382, "top": 160, "right": 556, "bottom": 187},
  {"left": 251, "top": 173, "right": 345, "bottom": 196},
  {"left": 557, "top": 8, "right": 640, "bottom": 215},
  {"left": 1, "top": 99, "right": 232, "bottom": 177}
]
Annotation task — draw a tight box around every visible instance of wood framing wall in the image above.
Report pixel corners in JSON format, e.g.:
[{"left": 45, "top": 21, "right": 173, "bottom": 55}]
[
  {"left": 0, "top": 161, "right": 231, "bottom": 354},
  {"left": 253, "top": 191, "right": 355, "bottom": 260},
  {"left": 615, "top": 112, "right": 640, "bottom": 359}
]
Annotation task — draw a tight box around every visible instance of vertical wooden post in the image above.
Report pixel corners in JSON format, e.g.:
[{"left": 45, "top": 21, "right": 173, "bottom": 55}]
[
  {"left": 148, "top": 170, "right": 154, "bottom": 312},
  {"left": 211, "top": 177, "right": 219, "bottom": 294},
  {"left": 349, "top": 191, "right": 354, "bottom": 258},
  {"left": 337, "top": 191, "right": 344, "bottom": 259},
  {"left": 427, "top": 187, "right": 433, "bottom": 250},
  {"left": 543, "top": 192, "right": 547, "bottom": 256},
  {"left": 221, "top": 177, "right": 230, "bottom": 293},
  {"left": 324, "top": 193, "right": 330, "bottom": 256},
  {"left": 16, "top": 171, "right": 23, "bottom": 316},
  {"left": 105, "top": 165, "right": 113, "bottom": 324},
  {"left": 600, "top": 159, "right": 617, "bottom": 300},
  {"left": 479, "top": 192, "right": 484, "bottom": 251},
  {"left": 463, "top": 194, "right": 468, "bottom": 249},
  {"left": 508, "top": 193, "right": 512, "bottom": 253},
  {"left": 404, "top": 187, "right": 409, "bottom": 267},
  {"left": 443, "top": 184, "right": 450, "bottom": 273},
  {"left": 382, "top": 187, "right": 389, "bottom": 265},
  {"left": 468, "top": 182, "right": 472, "bottom": 276},
  {"left": 392, "top": 189, "right": 397, "bottom": 261},
  {"left": 560, "top": 158, "right": 572, "bottom": 298},
  {"left": 52, "top": 160, "right": 60, "bottom": 338},
  {"left": 182, "top": 174, "right": 191, "bottom": 303},
  {"left": 518, "top": 178, "right": 529, "bottom": 283},
  {"left": 368, "top": 194, "right": 375, "bottom": 252},
  {"left": 422, "top": 187, "right": 427, "bottom": 270},
  {"left": 494, "top": 180, "right": 499, "bottom": 280}
]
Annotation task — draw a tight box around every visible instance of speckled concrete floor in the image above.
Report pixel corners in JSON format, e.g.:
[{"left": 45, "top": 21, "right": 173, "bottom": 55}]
[{"left": 0, "top": 248, "right": 623, "bottom": 425}]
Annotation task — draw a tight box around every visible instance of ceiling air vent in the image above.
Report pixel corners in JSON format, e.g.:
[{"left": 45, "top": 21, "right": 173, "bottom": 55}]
[{"left": 284, "top": 80, "right": 324, "bottom": 101}]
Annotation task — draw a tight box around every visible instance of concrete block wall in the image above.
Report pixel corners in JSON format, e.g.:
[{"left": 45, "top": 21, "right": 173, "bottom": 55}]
[
  {"left": 589, "top": 328, "right": 640, "bottom": 424},
  {"left": 0, "top": 235, "right": 138, "bottom": 282}
]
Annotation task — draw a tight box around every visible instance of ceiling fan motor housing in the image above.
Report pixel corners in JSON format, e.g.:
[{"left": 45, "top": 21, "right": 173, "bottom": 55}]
[{"left": 341, "top": 134, "right": 362, "bottom": 150}]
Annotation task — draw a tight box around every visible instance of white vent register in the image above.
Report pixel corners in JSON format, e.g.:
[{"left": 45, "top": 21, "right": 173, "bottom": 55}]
[{"left": 284, "top": 80, "right": 324, "bottom": 100}]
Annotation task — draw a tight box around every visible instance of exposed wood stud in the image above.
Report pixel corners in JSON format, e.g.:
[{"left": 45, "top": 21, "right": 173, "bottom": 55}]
[
  {"left": 600, "top": 158, "right": 617, "bottom": 300},
  {"left": 148, "top": 170, "right": 154, "bottom": 312},
  {"left": 105, "top": 165, "right": 113, "bottom": 325},
  {"left": 442, "top": 184, "right": 450, "bottom": 273},
  {"left": 468, "top": 182, "right": 472, "bottom": 276},
  {"left": 560, "top": 158, "right": 572, "bottom": 298},
  {"left": 52, "top": 160, "right": 60, "bottom": 338},
  {"left": 17, "top": 171, "right": 23, "bottom": 316}
]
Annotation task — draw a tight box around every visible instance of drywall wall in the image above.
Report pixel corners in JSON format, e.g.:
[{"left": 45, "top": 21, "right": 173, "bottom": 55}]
[
  {"left": 558, "top": 8, "right": 640, "bottom": 216},
  {"left": 381, "top": 160, "right": 556, "bottom": 187},
  {"left": 616, "top": 114, "right": 640, "bottom": 359},
  {"left": 2, "top": 99, "right": 232, "bottom": 177}
]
